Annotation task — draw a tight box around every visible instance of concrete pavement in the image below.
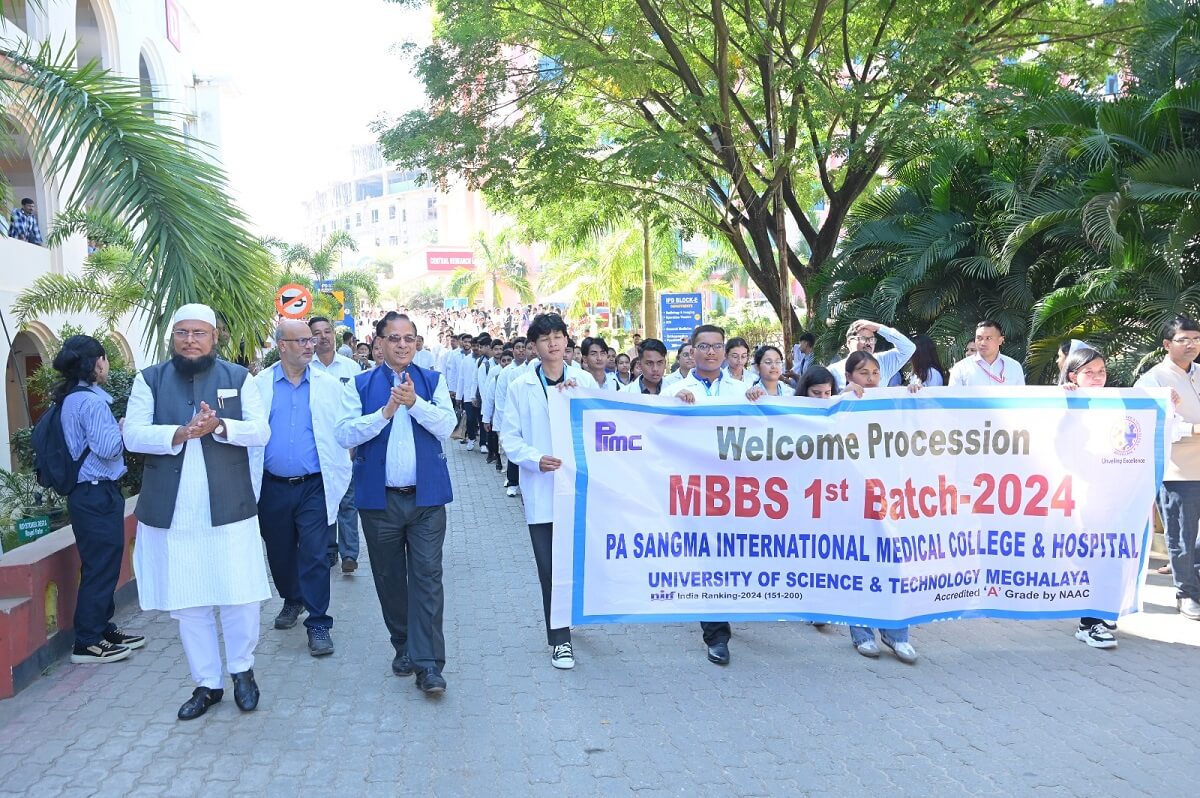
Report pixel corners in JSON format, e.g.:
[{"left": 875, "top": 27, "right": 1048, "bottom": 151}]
[{"left": 0, "top": 441, "right": 1193, "bottom": 797}]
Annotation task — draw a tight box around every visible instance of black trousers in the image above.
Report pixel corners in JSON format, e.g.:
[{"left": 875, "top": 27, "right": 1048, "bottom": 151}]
[
  {"left": 701, "top": 621, "right": 731, "bottom": 645},
  {"left": 360, "top": 492, "right": 448, "bottom": 671},
  {"left": 67, "top": 480, "right": 125, "bottom": 646},
  {"left": 528, "top": 523, "right": 570, "bottom": 645},
  {"left": 258, "top": 475, "right": 333, "bottom": 629},
  {"left": 465, "top": 402, "right": 480, "bottom": 440},
  {"left": 506, "top": 461, "right": 520, "bottom": 488},
  {"left": 487, "top": 429, "right": 501, "bottom": 467}
]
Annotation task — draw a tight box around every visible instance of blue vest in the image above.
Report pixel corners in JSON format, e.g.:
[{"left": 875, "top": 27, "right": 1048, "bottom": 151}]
[{"left": 353, "top": 363, "right": 453, "bottom": 510}]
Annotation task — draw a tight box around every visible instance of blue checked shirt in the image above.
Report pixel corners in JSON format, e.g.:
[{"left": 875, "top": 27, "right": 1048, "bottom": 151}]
[
  {"left": 8, "top": 208, "right": 43, "bottom": 245},
  {"left": 61, "top": 383, "right": 127, "bottom": 483}
]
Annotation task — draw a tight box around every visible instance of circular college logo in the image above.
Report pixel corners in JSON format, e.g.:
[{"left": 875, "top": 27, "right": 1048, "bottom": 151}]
[{"left": 1111, "top": 416, "right": 1142, "bottom": 455}]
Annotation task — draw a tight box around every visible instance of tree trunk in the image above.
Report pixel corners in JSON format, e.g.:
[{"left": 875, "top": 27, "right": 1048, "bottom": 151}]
[{"left": 641, "top": 216, "right": 657, "bottom": 339}]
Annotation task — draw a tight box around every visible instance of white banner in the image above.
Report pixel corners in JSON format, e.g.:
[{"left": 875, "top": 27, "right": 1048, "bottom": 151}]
[{"left": 548, "top": 387, "right": 1170, "bottom": 628}]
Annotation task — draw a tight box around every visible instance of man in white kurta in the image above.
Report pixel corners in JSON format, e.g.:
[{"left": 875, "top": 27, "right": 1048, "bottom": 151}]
[{"left": 123, "top": 304, "right": 272, "bottom": 721}]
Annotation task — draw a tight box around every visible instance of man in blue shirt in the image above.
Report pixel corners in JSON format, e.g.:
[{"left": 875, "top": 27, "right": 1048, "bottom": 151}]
[
  {"left": 56, "top": 335, "right": 144, "bottom": 664},
  {"left": 253, "top": 319, "right": 355, "bottom": 657},
  {"left": 8, "top": 198, "right": 43, "bottom": 245}
]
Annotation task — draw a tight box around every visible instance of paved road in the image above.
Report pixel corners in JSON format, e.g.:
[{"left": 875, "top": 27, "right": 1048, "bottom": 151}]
[{"left": 0, "top": 442, "right": 1193, "bottom": 797}]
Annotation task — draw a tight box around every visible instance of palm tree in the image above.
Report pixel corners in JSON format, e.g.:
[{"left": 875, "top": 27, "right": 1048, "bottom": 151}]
[
  {"left": 539, "top": 220, "right": 691, "bottom": 334},
  {"left": 448, "top": 233, "right": 534, "bottom": 307},
  {"left": 2, "top": 38, "right": 275, "bottom": 351},
  {"left": 267, "top": 231, "right": 380, "bottom": 321}
]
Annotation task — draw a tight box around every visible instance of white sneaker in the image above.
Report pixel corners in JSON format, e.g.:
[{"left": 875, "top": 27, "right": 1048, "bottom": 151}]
[
  {"left": 1075, "top": 623, "right": 1118, "bottom": 649},
  {"left": 883, "top": 639, "right": 918, "bottom": 664},
  {"left": 480, "top": 445, "right": 489, "bottom": 454},
  {"left": 854, "top": 639, "right": 880, "bottom": 658},
  {"left": 551, "top": 642, "right": 575, "bottom": 669},
  {"left": 506, "top": 486, "right": 518, "bottom": 497},
  {"left": 466, "top": 440, "right": 476, "bottom": 451}
]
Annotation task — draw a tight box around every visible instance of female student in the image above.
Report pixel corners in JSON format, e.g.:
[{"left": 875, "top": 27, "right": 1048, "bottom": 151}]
[
  {"left": 842, "top": 351, "right": 920, "bottom": 664},
  {"left": 797, "top": 366, "right": 837, "bottom": 398},
  {"left": 1058, "top": 347, "right": 1120, "bottom": 649},
  {"left": 745, "top": 346, "right": 795, "bottom": 400},
  {"left": 724, "top": 337, "right": 752, "bottom": 382},
  {"left": 614, "top": 353, "right": 635, "bottom": 386}
]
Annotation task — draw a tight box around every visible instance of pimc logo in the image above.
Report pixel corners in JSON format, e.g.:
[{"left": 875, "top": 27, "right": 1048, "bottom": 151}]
[
  {"left": 1111, "top": 416, "right": 1142, "bottom": 456},
  {"left": 595, "top": 421, "right": 643, "bottom": 452}
]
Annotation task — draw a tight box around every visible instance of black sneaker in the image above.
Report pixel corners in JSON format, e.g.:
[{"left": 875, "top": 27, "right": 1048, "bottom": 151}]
[
  {"left": 274, "top": 601, "right": 305, "bottom": 630},
  {"left": 104, "top": 628, "right": 146, "bottom": 650},
  {"left": 392, "top": 652, "right": 415, "bottom": 677},
  {"left": 71, "top": 639, "right": 131, "bottom": 664},
  {"left": 308, "top": 626, "right": 335, "bottom": 657}
]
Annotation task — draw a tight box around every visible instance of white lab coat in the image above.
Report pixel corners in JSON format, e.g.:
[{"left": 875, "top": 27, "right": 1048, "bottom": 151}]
[
  {"left": 500, "top": 363, "right": 598, "bottom": 524},
  {"left": 248, "top": 363, "right": 357, "bottom": 525}
]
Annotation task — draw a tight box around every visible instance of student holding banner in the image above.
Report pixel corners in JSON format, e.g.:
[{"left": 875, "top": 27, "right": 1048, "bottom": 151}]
[
  {"left": 841, "top": 351, "right": 920, "bottom": 663},
  {"left": 500, "top": 313, "right": 598, "bottom": 670},
  {"left": 745, "top": 346, "right": 795, "bottom": 399},
  {"left": 672, "top": 324, "right": 749, "bottom": 666}
]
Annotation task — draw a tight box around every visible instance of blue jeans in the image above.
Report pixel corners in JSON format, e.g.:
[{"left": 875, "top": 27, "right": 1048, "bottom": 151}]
[
  {"left": 334, "top": 477, "right": 360, "bottom": 561},
  {"left": 1159, "top": 481, "right": 1200, "bottom": 601},
  {"left": 850, "top": 625, "right": 909, "bottom": 645}
]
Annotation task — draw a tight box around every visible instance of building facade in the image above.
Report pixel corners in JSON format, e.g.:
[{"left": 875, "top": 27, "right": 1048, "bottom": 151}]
[{"left": 0, "top": 0, "right": 221, "bottom": 466}]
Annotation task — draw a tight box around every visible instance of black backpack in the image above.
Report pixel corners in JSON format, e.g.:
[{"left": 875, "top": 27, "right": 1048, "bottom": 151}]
[{"left": 31, "top": 385, "right": 94, "bottom": 495}]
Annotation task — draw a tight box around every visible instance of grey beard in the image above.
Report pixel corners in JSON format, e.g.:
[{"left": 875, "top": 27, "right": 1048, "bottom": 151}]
[{"left": 171, "top": 351, "right": 218, "bottom": 377}]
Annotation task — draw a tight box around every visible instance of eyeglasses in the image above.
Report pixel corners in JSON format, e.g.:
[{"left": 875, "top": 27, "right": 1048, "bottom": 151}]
[
  {"left": 279, "top": 337, "right": 318, "bottom": 347},
  {"left": 172, "top": 329, "right": 211, "bottom": 340},
  {"left": 1171, "top": 337, "right": 1200, "bottom": 347},
  {"left": 849, "top": 336, "right": 876, "bottom": 345},
  {"left": 694, "top": 343, "right": 725, "bottom": 353},
  {"left": 385, "top": 334, "right": 418, "bottom": 345},
  {"left": 759, "top": 359, "right": 784, "bottom": 367}
]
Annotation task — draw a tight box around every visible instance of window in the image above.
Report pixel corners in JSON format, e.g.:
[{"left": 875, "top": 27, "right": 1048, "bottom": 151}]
[
  {"left": 355, "top": 213, "right": 362, "bottom": 227},
  {"left": 426, "top": 198, "right": 437, "bottom": 221},
  {"left": 389, "top": 236, "right": 399, "bottom": 246},
  {"left": 401, "top": 209, "right": 407, "bottom": 222},
  {"left": 388, "top": 206, "right": 396, "bottom": 220},
  {"left": 371, "top": 209, "right": 380, "bottom": 223},
  {"left": 1105, "top": 74, "right": 1119, "bottom": 96},
  {"left": 344, "top": 218, "right": 350, "bottom": 231}
]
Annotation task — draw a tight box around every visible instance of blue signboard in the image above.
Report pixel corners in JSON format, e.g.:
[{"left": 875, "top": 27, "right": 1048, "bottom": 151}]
[
  {"left": 659, "top": 293, "right": 703, "bottom": 346},
  {"left": 315, "top": 279, "right": 354, "bottom": 332}
]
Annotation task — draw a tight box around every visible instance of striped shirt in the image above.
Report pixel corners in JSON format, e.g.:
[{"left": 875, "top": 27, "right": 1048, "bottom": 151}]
[{"left": 61, "top": 382, "right": 126, "bottom": 482}]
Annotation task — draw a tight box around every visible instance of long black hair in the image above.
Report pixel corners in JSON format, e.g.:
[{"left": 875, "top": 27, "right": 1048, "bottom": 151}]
[
  {"left": 51, "top": 335, "right": 106, "bottom": 402},
  {"left": 910, "top": 335, "right": 947, "bottom": 385}
]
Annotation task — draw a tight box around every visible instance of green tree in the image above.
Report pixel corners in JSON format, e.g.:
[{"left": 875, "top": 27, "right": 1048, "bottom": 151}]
[
  {"left": 1, "top": 39, "right": 275, "bottom": 351},
  {"left": 267, "top": 230, "right": 381, "bottom": 319},
  {"left": 448, "top": 233, "right": 535, "bottom": 307},
  {"left": 381, "top": 0, "right": 1125, "bottom": 340}
]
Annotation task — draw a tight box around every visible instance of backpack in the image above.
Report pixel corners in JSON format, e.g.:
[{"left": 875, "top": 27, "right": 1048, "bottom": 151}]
[{"left": 31, "top": 385, "right": 94, "bottom": 495}]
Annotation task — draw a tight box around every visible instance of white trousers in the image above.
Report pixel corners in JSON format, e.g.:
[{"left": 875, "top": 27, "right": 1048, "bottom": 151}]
[{"left": 170, "top": 603, "right": 261, "bottom": 689}]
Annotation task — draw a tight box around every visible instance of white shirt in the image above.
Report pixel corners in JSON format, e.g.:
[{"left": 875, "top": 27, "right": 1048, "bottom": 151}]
[
  {"left": 663, "top": 369, "right": 690, "bottom": 389},
  {"left": 792, "top": 347, "right": 814, "bottom": 375},
  {"left": 500, "top": 363, "right": 598, "bottom": 524},
  {"left": 457, "top": 351, "right": 479, "bottom": 399},
  {"left": 621, "top": 376, "right": 664, "bottom": 395},
  {"left": 413, "top": 349, "right": 436, "bottom": 370},
  {"left": 829, "top": 326, "right": 916, "bottom": 390},
  {"left": 481, "top": 359, "right": 507, "bottom": 424},
  {"left": 493, "top": 360, "right": 531, "bottom": 428},
  {"left": 750, "top": 377, "right": 796, "bottom": 396},
  {"left": 334, "top": 364, "right": 457, "bottom": 487},
  {"left": 310, "top": 352, "right": 361, "bottom": 384},
  {"left": 670, "top": 371, "right": 750, "bottom": 399},
  {"left": 443, "top": 348, "right": 460, "bottom": 391},
  {"left": 947, "top": 353, "right": 1027, "bottom": 387}
]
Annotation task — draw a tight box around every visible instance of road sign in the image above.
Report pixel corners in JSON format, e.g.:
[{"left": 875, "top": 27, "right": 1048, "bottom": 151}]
[
  {"left": 659, "top": 293, "right": 703, "bottom": 346},
  {"left": 275, "top": 284, "right": 313, "bottom": 319}
]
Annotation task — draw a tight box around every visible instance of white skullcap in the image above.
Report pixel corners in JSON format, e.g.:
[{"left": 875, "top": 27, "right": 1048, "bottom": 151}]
[
  {"left": 169, "top": 303, "right": 216, "bottom": 329},
  {"left": 1068, "top": 339, "right": 1096, "bottom": 355}
]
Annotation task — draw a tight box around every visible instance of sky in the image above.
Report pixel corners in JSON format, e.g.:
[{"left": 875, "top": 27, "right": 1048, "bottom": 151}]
[{"left": 187, "top": 0, "right": 433, "bottom": 239}]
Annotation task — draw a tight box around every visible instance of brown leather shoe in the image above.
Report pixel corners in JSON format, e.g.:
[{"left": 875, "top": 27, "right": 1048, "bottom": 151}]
[{"left": 341, "top": 558, "right": 357, "bottom": 574}]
